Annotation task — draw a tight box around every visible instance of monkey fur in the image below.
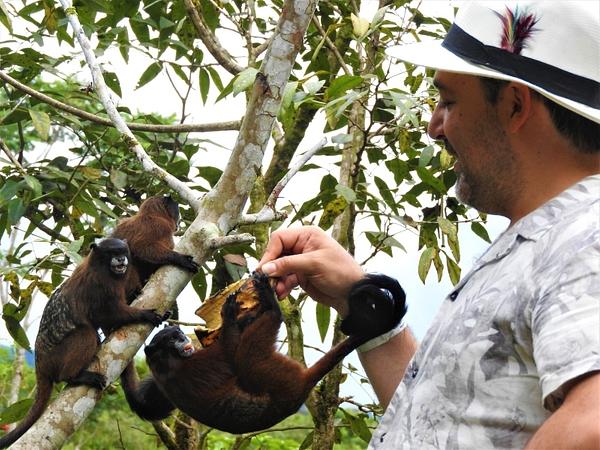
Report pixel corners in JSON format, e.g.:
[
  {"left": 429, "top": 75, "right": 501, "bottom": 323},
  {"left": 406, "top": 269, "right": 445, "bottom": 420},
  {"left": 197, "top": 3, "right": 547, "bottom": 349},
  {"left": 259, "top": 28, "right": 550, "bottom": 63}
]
[
  {"left": 111, "top": 195, "right": 199, "bottom": 413},
  {"left": 111, "top": 194, "right": 198, "bottom": 302},
  {"left": 0, "top": 238, "right": 167, "bottom": 449},
  {"left": 121, "top": 272, "right": 406, "bottom": 434}
]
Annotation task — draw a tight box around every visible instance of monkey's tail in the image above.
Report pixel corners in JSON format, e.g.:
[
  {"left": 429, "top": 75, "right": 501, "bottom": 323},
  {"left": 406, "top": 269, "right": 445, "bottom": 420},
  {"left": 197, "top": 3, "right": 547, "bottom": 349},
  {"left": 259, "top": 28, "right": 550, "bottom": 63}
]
[
  {"left": 0, "top": 377, "right": 53, "bottom": 448},
  {"left": 304, "top": 335, "right": 366, "bottom": 388},
  {"left": 120, "top": 362, "right": 175, "bottom": 421}
]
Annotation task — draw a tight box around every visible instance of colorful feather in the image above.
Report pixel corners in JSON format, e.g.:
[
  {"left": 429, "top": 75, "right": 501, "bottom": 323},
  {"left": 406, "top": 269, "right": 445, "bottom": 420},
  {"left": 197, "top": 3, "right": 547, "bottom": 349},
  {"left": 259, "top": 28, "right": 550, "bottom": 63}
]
[{"left": 495, "top": 6, "right": 539, "bottom": 55}]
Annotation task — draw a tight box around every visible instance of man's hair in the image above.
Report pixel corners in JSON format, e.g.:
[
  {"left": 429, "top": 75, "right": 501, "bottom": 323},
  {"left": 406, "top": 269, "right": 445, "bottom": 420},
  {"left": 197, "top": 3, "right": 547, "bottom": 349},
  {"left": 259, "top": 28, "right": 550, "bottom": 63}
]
[{"left": 479, "top": 77, "right": 599, "bottom": 154}]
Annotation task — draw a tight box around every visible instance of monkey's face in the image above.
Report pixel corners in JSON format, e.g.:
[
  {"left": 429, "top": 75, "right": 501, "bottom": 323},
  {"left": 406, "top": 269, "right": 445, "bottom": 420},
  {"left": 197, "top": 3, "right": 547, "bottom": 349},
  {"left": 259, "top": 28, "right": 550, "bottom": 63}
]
[
  {"left": 162, "top": 195, "right": 181, "bottom": 227},
  {"left": 146, "top": 326, "right": 194, "bottom": 361},
  {"left": 91, "top": 238, "right": 131, "bottom": 278},
  {"left": 110, "top": 253, "right": 129, "bottom": 276}
]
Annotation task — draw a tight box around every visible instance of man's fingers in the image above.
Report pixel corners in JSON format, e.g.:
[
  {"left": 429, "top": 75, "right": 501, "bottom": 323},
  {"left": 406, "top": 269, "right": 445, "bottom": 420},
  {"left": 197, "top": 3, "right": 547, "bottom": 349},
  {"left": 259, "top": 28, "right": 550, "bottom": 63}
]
[
  {"left": 273, "top": 274, "right": 299, "bottom": 298},
  {"left": 260, "top": 253, "right": 315, "bottom": 278}
]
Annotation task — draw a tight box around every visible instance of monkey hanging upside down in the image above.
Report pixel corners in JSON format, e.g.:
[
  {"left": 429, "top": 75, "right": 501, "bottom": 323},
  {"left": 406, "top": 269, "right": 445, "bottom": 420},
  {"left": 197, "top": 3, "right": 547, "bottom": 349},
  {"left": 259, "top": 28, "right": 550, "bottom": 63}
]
[{"left": 122, "top": 271, "right": 407, "bottom": 434}]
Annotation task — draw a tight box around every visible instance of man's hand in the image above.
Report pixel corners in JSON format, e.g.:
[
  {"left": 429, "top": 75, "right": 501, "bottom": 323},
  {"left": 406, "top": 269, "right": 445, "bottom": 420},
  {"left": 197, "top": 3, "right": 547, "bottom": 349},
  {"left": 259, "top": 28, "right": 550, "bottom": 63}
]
[{"left": 258, "top": 226, "right": 364, "bottom": 316}]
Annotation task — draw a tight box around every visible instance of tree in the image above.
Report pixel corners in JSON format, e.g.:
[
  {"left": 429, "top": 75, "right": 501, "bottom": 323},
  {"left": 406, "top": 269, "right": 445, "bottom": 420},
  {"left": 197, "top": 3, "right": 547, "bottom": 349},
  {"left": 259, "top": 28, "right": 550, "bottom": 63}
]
[{"left": 0, "top": 0, "right": 490, "bottom": 448}]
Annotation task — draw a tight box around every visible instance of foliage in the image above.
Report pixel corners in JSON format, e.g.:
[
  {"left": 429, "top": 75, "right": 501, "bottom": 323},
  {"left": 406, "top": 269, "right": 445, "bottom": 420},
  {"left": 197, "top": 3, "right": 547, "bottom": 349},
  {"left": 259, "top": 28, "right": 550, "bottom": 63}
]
[{"left": 0, "top": 354, "right": 369, "bottom": 448}]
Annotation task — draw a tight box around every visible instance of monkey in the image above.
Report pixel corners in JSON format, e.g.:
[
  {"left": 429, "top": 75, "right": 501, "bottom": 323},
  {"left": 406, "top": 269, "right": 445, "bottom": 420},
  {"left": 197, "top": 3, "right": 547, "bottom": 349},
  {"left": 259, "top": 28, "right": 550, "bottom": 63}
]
[
  {"left": 111, "top": 194, "right": 199, "bottom": 302},
  {"left": 111, "top": 194, "right": 200, "bottom": 419},
  {"left": 0, "top": 238, "right": 168, "bottom": 449},
  {"left": 121, "top": 272, "right": 407, "bottom": 434}
]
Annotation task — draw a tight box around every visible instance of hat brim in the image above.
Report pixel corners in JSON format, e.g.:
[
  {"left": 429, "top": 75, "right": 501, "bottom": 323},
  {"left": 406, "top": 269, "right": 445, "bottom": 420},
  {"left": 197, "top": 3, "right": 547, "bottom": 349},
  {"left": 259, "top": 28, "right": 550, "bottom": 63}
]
[{"left": 387, "top": 41, "right": 600, "bottom": 124}]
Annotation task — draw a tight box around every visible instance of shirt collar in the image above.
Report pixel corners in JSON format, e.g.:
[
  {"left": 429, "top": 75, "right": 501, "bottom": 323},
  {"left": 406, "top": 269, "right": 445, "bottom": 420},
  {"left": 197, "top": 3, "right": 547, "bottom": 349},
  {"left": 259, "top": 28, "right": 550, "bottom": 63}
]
[
  {"left": 512, "top": 174, "right": 600, "bottom": 242},
  {"left": 463, "top": 174, "right": 599, "bottom": 279}
]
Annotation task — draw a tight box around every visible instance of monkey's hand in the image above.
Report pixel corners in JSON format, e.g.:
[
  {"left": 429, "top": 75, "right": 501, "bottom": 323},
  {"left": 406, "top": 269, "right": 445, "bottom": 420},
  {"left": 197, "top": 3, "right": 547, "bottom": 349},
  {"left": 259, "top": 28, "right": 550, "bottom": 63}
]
[
  {"left": 175, "top": 253, "right": 200, "bottom": 273},
  {"left": 141, "top": 309, "right": 171, "bottom": 327},
  {"left": 222, "top": 295, "right": 241, "bottom": 325}
]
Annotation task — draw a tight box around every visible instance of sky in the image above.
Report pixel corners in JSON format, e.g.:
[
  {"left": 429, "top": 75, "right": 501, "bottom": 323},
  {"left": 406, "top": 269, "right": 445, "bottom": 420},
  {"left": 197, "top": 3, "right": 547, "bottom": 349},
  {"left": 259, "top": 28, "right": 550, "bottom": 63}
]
[{"left": 0, "top": 0, "right": 512, "bottom": 405}]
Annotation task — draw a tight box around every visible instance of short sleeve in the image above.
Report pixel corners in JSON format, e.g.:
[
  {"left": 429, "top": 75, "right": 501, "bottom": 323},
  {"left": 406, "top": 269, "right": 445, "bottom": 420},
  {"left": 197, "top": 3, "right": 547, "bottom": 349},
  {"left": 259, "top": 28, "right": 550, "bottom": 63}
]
[{"left": 532, "top": 241, "right": 600, "bottom": 412}]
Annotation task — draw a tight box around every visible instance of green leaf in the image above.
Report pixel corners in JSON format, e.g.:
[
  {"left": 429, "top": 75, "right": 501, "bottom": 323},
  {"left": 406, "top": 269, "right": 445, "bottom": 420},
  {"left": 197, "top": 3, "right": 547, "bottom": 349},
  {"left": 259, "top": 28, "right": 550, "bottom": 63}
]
[
  {"left": 206, "top": 66, "right": 224, "bottom": 91},
  {"left": 471, "top": 221, "right": 491, "bottom": 243},
  {"left": 93, "top": 198, "right": 117, "bottom": 218},
  {"left": 58, "top": 237, "right": 84, "bottom": 264},
  {"left": 418, "top": 145, "right": 434, "bottom": 168},
  {"left": 448, "top": 232, "right": 461, "bottom": 263},
  {"left": 374, "top": 176, "right": 397, "bottom": 213},
  {"left": 130, "top": 17, "right": 149, "bottom": 43},
  {"left": 110, "top": 169, "right": 128, "bottom": 189},
  {"left": 341, "top": 409, "right": 372, "bottom": 443},
  {"left": 299, "top": 431, "right": 314, "bottom": 450},
  {"left": 232, "top": 67, "right": 258, "bottom": 96},
  {"left": 29, "top": 108, "right": 50, "bottom": 140},
  {"left": 416, "top": 166, "right": 447, "bottom": 193},
  {"left": 280, "top": 81, "right": 298, "bottom": 111},
  {"left": 335, "top": 184, "right": 357, "bottom": 203},
  {"left": 418, "top": 247, "right": 435, "bottom": 283},
  {"left": 224, "top": 260, "right": 247, "bottom": 281},
  {"left": 136, "top": 62, "right": 162, "bottom": 89},
  {"left": 7, "top": 198, "right": 26, "bottom": 226},
  {"left": 168, "top": 159, "right": 190, "bottom": 178},
  {"left": 315, "top": 303, "right": 331, "bottom": 342},
  {"left": 0, "top": 399, "right": 34, "bottom": 425},
  {"left": 433, "top": 251, "right": 444, "bottom": 281},
  {"left": 23, "top": 175, "right": 42, "bottom": 198},
  {"left": 191, "top": 270, "right": 207, "bottom": 300},
  {"left": 199, "top": 68, "right": 209, "bottom": 104},
  {"left": 440, "top": 148, "right": 454, "bottom": 169},
  {"left": 0, "top": 0, "right": 12, "bottom": 32},
  {"left": 446, "top": 255, "right": 461, "bottom": 285},
  {"left": 196, "top": 166, "right": 222, "bottom": 187},
  {"left": 103, "top": 71, "right": 122, "bottom": 97},
  {"left": 437, "top": 216, "right": 457, "bottom": 239},
  {"left": 3, "top": 315, "right": 31, "bottom": 351},
  {"left": 325, "top": 75, "right": 363, "bottom": 100},
  {"left": 318, "top": 196, "right": 347, "bottom": 230},
  {"left": 0, "top": 180, "right": 19, "bottom": 206}
]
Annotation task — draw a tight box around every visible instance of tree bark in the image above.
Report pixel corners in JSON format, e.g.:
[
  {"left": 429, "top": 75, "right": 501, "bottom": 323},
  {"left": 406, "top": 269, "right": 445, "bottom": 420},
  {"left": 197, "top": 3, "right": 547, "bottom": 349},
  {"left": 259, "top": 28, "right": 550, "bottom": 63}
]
[{"left": 11, "top": 0, "right": 318, "bottom": 448}]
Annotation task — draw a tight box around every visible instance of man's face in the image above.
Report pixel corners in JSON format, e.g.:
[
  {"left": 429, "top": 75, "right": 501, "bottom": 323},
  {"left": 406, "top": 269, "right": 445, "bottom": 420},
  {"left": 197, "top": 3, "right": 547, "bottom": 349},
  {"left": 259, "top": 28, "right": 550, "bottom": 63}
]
[{"left": 427, "top": 71, "right": 522, "bottom": 216}]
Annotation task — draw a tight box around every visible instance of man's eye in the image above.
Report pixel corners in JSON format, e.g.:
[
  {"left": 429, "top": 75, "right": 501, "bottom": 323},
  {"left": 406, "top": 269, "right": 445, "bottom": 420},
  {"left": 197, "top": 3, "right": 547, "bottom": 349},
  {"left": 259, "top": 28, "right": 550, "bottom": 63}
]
[{"left": 439, "top": 100, "right": 454, "bottom": 108}]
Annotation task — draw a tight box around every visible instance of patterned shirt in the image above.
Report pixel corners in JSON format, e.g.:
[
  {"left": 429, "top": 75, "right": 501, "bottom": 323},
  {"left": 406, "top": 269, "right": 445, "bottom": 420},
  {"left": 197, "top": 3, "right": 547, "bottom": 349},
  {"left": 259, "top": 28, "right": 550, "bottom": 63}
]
[{"left": 369, "top": 175, "right": 600, "bottom": 450}]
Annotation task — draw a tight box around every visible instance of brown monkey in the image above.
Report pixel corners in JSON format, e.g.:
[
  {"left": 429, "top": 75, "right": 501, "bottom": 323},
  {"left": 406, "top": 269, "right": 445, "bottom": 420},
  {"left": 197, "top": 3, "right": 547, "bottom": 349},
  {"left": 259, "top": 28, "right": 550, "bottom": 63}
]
[
  {"left": 112, "top": 195, "right": 198, "bottom": 416},
  {"left": 111, "top": 195, "right": 198, "bottom": 301},
  {"left": 122, "top": 272, "right": 406, "bottom": 434},
  {"left": 0, "top": 238, "right": 166, "bottom": 449}
]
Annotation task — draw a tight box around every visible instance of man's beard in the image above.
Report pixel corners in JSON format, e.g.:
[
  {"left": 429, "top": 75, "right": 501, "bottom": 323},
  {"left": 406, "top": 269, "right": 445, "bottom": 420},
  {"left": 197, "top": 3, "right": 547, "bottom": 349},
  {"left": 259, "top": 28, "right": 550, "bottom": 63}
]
[{"left": 451, "top": 135, "right": 521, "bottom": 216}]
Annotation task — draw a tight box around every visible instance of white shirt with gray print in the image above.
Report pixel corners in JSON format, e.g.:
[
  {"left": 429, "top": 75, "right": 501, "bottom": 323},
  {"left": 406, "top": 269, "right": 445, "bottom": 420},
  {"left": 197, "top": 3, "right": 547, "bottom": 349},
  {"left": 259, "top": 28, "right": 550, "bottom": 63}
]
[{"left": 369, "top": 175, "right": 600, "bottom": 450}]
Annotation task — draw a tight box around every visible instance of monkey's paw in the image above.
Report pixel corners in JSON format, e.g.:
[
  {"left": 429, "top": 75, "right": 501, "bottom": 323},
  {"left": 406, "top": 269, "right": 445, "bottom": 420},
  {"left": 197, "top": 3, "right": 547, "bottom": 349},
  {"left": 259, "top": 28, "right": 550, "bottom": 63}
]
[
  {"left": 180, "top": 254, "right": 200, "bottom": 273},
  {"left": 143, "top": 309, "right": 168, "bottom": 327},
  {"left": 222, "top": 294, "right": 240, "bottom": 323}
]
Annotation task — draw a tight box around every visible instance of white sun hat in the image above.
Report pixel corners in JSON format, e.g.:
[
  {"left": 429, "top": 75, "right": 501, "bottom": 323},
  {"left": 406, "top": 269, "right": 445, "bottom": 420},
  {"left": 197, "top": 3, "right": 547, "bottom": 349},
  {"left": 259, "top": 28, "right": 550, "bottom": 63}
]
[{"left": 387, "top": 1, "right": 600, "bottom": 124}]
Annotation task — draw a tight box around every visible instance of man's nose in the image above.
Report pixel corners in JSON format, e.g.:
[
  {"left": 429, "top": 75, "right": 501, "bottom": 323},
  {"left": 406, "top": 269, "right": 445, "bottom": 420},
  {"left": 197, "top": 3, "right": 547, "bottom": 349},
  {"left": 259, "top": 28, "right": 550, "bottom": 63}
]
[{"left": 427, "top": 103, "right": 445, "bottom": 141}]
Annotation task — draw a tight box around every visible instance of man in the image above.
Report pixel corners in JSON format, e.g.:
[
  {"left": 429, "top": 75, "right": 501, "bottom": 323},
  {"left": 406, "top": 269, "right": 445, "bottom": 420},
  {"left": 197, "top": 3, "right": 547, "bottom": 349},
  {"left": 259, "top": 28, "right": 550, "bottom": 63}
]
[{"left": 259, "top": 1, "right": 599, "bottom": 449}]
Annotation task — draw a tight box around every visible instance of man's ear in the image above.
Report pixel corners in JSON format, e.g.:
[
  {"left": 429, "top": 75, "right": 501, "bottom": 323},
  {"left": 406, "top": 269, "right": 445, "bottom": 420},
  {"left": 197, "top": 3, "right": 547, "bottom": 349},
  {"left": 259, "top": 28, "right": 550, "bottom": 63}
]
[{"left": 504, "top": 82, "right": 533, "bottom": 132}]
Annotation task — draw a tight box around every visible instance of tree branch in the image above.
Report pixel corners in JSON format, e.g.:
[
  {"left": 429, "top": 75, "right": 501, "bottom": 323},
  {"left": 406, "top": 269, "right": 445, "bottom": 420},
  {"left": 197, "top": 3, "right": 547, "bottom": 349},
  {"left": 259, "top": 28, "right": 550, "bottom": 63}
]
[
  {"left": 238, "top": 137, "right": 327, "bottom": 226},
  {"left": 184, "top": 0, "right": 245, "bottom": 75},
  {"left": 200, "top": 0, "right": 319, "bottom": 233},
  {"left": 311, "top": 16, "right": 352, "bottom": 76},
  {"left": 0, "top": 70, "right": 241, "bottom": 133},
  {"left": 54, "top": 1, "right": 202, "bottom": 211},
  {"left": 12, "top": 1, "right": 318, "bottom": 447}
]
